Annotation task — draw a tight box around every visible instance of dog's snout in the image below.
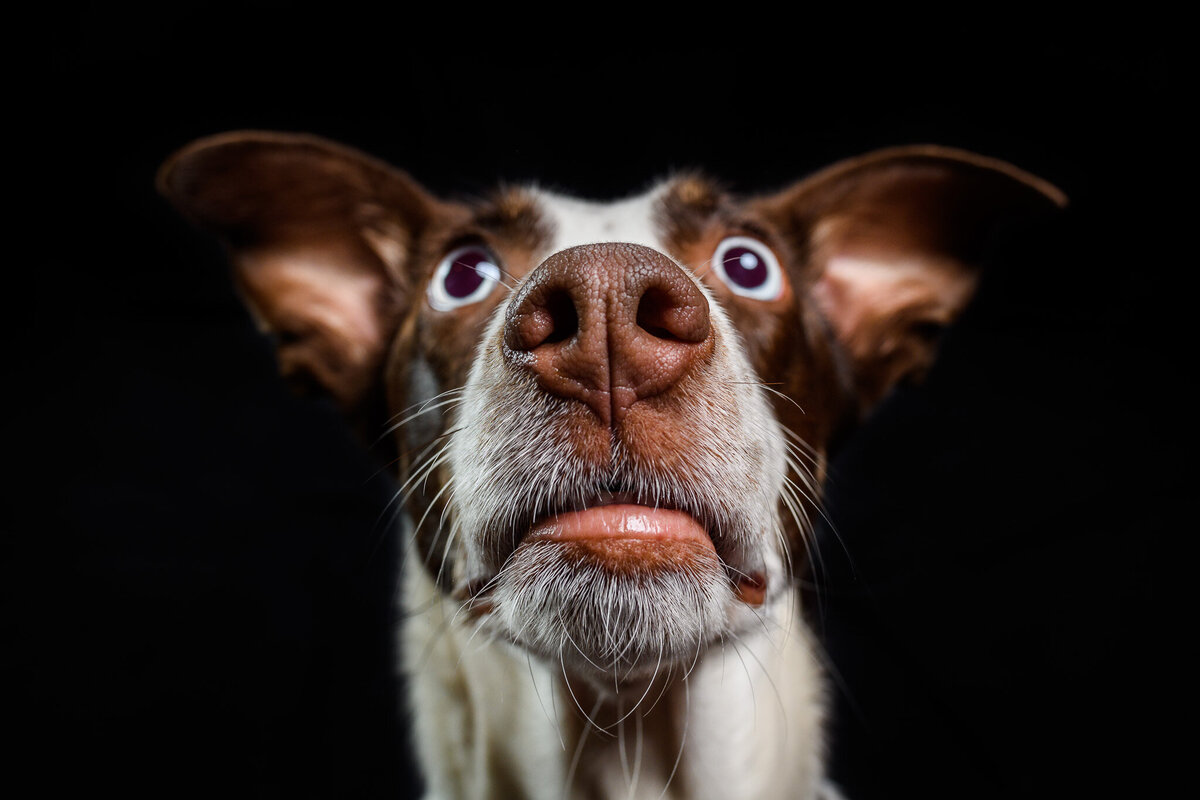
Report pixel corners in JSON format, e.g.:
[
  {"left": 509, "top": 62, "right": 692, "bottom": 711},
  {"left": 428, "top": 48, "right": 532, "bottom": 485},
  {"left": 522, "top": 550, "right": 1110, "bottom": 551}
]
[{"left": 503, "top": 243, "right": 713, "bottom": 426}]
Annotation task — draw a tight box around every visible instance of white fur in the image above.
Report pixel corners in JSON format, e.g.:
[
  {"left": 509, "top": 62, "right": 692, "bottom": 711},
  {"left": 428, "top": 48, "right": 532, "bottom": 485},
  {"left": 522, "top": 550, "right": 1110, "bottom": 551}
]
[{"left": 536, "top": 186, "right": 669, "bottom": 255}]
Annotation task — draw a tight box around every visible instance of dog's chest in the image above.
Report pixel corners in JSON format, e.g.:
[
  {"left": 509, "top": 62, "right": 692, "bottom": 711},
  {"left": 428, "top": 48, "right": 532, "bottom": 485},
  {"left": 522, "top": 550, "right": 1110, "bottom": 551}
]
[{"left": 402, "top": 559, "right": 826, "bottom": 800}]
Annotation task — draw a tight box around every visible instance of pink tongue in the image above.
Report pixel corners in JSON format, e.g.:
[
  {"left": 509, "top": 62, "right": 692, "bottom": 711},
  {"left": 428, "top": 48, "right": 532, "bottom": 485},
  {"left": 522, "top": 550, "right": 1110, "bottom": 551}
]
[{"left": 526, "top": 504, "right": 714, "bottom": 551}]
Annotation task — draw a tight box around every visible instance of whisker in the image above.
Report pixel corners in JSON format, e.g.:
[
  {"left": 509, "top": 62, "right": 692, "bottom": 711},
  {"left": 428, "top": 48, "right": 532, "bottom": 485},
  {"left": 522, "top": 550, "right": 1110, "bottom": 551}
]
[
  {"left": 433, "top": 511, "right": 461, "bottom": 590},
  {"left": 617, "top": 696, "right": 631, "bottom": 788},
  {"left": 381, "top": 386, "right": 465, "bottom": 431},
  {"left": 727, "top": 379, "right": 807, "bottom": 414},
  {"left": 687, "top": 254, "right": 717, "bottom": 281},
  {"left": 728, "top": 636, "right": 758, "bottom": 728},
  {"left": 563, "top": 694, "right": 604, "bottom": 796},
  {"left": 559, "top": 644, "right": 614, "bottom": 738},
  {"left": 655, "top": 673, "right": 690, "bottom": 800},
  {"left": 627, "top": 704, "right": 644, "bottom": 800},
  {"left": 557, "top": 607, "right": 606, "bottom": 675},
  {"left": 605, "top": 642, "right": 662, "bottom": 731},
  {"left": 411, "top": 477, "right": 453, "bottom": 564},
  {"left": 377, "top": 433, "right": 456, "bottom": 528},
  {"left": 493, "top": 266, "right": 520, "bottom": 290},
  {"left": 526, "top": 651, "right": 566, "bottom": 750},
  {"left": 377, "top": 394, "right": 465, "bottom": 443},
  {"left": 781, "top": 425, "right": 825, "bottom": 464},
  {"left": 368, "top": 437, "right": 456, "bottom": 561},
  {"left": 730, "top": 631, "right": 790, "bottom": 741}
]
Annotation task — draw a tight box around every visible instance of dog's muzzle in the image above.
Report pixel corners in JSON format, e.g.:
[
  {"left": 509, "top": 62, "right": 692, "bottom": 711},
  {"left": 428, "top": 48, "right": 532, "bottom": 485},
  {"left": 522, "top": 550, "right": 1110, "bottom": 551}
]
[
  {"left": 446, "top": 241, "right": 786, "bottom": 681},
  {"left": 502, "top": 242, "right": 715, "bottom": 427}
]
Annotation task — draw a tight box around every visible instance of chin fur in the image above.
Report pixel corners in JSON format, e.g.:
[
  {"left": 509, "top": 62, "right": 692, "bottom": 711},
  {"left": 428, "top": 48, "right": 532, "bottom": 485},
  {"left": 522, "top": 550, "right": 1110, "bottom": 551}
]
[{"left": 485, "top": 539, "right": 734, "bottom": 684}]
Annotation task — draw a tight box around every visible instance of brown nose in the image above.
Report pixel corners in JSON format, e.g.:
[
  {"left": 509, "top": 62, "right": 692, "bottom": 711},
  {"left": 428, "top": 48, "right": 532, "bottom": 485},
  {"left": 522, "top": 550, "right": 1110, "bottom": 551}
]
[{"left": 503, "top": 243, "right": 713, "bottom": 426}]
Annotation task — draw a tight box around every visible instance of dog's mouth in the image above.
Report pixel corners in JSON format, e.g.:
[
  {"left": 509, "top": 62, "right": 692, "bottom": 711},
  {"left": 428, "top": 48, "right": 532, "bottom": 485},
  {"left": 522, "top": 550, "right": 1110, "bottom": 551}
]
[
  {"left": 464, "top": 488, "right": 768, "bottom": 608},
  {"left": 527, "top": 502, "right": 713, "bottom": 551},
  {"left": 455, "top": 479, "right": 772, "bottom": 681}
]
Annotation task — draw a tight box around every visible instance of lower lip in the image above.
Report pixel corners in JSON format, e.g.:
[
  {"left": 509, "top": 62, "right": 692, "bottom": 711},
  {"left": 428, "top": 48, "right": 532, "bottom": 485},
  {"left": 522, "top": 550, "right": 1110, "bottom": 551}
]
[{"left": 525, "top": 504, "right": 714, "bottom": 552}]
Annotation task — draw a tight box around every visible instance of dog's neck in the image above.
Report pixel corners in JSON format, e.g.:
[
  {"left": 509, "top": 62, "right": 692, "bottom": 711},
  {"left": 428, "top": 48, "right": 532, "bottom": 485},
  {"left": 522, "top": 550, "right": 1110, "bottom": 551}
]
[{"left": 402, "top": 558, "right": 828, "bottom": 800}]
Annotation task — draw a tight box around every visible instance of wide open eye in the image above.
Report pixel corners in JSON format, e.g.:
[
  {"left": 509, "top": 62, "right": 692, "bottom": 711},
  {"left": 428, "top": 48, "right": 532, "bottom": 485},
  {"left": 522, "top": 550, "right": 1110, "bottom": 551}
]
[
  {"left": 711, "top": 235, "right": 784, "bottom": 301},
  {"left": 427, "top": 245, "right": 502, "bottom": 311}
]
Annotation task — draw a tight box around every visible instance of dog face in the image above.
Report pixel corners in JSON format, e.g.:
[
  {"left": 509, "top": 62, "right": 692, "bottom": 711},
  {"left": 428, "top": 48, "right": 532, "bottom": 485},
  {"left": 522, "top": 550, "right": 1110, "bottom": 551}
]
[{"left": 159, "top": 133, "right": 1062, "bottom": 685}]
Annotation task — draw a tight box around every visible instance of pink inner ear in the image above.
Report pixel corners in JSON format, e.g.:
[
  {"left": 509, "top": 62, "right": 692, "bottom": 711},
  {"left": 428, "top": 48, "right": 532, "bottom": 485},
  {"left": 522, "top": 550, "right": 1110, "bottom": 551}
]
[
  {"left": 811, "top": 249, "right": 979, "bottom": 411},
  {"left": 237, "top": 243, "right": 388, "bottom": 407},
  {"left": 814, "top": 254, "right": 976, "bottom": 359},
  {"left": 751, "top": 145, "right": 1064, "bottom": 416}
]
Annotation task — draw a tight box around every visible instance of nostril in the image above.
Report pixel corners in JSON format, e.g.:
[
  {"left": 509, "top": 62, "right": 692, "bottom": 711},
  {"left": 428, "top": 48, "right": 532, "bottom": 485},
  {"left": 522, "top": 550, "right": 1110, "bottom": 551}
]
[
  {"left": 636, "top": 286, "right": 709, "bottom": 343},
  {"left": 542, "top": 289, "right": 578, "bottom": 345},
  {"left": 507, "top": 287, "right": 579, "bottom": 352},
  {"left": 636, "top": 288, "right": 674, "bottom": 340}
]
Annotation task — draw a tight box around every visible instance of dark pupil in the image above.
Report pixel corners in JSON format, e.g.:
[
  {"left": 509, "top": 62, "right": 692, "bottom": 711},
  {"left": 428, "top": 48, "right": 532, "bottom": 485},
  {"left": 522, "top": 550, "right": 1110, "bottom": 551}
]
[
  {"left": 722, "top": 246, "right": 767, "bottom": 288},
  {"left": 444, "top": 250, "right": 490, "bottom": 298}
]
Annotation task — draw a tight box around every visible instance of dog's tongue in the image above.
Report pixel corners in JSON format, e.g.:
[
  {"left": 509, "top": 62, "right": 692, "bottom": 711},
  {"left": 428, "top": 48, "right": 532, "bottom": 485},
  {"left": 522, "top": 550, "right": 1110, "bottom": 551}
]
[{"left": 526, "top": 504, "right": 714, "bottom": 551}]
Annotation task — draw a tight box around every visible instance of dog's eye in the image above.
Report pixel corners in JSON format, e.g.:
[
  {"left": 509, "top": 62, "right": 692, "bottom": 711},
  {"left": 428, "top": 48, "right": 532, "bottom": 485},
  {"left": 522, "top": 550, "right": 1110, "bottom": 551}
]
[
  {"left": 711, "top": 236, "right": 784, "bottom": 301},
  {"left": 428, "top": 245, "right": 502, "bottom": 311}
]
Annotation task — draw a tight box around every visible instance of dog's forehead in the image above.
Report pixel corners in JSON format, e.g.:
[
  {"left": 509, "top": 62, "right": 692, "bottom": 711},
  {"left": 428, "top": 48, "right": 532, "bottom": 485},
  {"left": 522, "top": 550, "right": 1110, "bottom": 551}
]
[{"left": 527, "top": 181, "right": 674, "bottom": 255}]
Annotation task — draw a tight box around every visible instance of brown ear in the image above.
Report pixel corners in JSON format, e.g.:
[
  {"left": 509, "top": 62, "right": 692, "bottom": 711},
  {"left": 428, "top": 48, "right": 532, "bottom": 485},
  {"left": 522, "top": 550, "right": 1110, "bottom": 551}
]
[
  {"left": 157, "top": 131, "right": 453, "bottom": 412},
  {"left": 757, "top": 145, "right": 1066, "bottom": 417}
]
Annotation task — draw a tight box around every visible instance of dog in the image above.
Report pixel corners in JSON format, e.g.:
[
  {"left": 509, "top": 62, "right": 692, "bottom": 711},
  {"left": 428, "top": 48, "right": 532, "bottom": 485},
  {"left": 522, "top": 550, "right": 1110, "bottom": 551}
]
[{"left": 157, "top": 131, "right": 1064, "bottom": 799}]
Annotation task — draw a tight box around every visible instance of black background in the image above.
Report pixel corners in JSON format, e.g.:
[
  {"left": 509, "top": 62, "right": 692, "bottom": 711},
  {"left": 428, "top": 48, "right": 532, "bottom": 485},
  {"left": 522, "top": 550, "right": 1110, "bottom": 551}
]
[{"left": 13, "top": 6, "right": 1182, "bottom": 799}]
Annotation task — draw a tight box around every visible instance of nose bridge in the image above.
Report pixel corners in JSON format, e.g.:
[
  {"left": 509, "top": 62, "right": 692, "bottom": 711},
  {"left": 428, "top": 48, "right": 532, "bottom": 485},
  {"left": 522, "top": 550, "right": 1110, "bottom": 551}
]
[{"left": 503, "top": 242, "right": 712, "bottom": 427}]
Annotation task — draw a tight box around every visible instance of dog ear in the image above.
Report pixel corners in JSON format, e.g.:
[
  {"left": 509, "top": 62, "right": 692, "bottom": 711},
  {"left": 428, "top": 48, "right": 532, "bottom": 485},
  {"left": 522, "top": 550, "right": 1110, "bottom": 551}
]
[
  {"left": 756, "top": 146, "right": 1066, "bottom": 418},
  {"left": 158, "top": 131, "right": 458, "bottom": 413}
]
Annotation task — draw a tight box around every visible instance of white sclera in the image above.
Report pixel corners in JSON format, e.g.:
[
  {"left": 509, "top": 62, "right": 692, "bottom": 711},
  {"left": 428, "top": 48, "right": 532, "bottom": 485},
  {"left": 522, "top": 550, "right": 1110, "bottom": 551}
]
[
  {"left": 427, "top": 245, "right": 502, "bottom": 311},
  {"left": 711, "top": 235, "right": 784, "bottom": 301}
]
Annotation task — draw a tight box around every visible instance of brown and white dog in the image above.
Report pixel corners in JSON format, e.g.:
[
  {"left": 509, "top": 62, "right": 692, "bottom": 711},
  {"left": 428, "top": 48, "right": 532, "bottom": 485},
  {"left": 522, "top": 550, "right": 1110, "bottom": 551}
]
[{"left": 158, "top": 133, "right": 1064, "bottom": 800}]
